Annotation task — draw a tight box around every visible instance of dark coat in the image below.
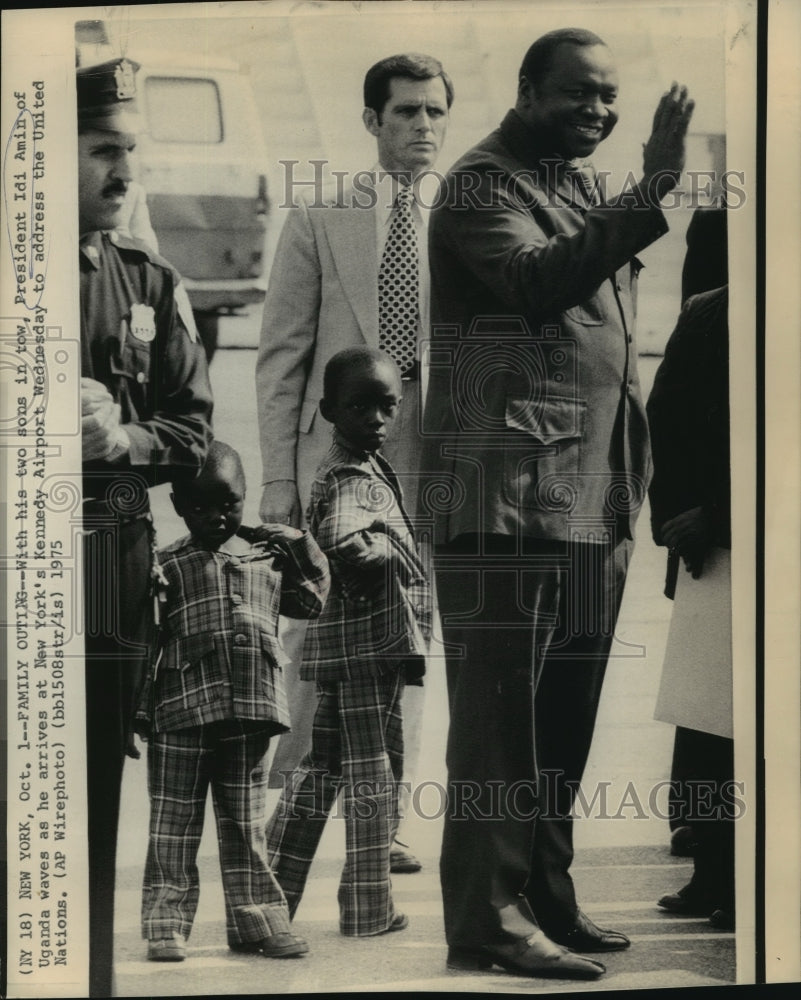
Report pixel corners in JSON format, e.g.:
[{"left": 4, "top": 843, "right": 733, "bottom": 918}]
[{"left": 646, "top": 285, "right": 730, "bottom": 596}]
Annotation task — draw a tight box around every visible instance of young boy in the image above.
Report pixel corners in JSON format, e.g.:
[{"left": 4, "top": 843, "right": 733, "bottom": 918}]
[
  {"left": 137, "top": 441, "right": 330, "bottom": 961},
  {"left": 265, "top": 346, "right": 432, "bottom": 937}
]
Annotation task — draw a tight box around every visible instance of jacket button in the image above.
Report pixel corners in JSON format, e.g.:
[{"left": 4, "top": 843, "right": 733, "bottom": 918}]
[
  {"left": 136, "top": 371, "right": 146, "bottom": 383},
  {"left": 231, "top": 593, "right": 243, "bottom": 605},
  {"left": 234, "top": 633, "right": 247, "bottom": 645}
]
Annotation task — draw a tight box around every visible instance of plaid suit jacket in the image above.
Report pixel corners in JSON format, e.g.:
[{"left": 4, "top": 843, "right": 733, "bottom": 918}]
[
  {"left": 143, "top": 532, "right": 329, "bottom": 733},
  {"left": 301, "top": 435, "right": 432, "bottom": 683}
]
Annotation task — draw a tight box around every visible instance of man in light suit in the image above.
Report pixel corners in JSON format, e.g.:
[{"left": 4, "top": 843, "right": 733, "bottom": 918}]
[
  {"left": 256, "top": 53, "right": 453, "bottom": 870},
  {"left": 421, "top": 28, "right": 693, "bottom": 979}
]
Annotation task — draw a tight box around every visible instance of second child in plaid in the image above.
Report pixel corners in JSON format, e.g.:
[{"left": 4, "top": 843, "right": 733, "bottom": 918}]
[
  {"left": 266, "top": 347, "right": 431, "bottom": 936},
  {"left": 137, "top": 441, "right": 330, "bottom": 961}
]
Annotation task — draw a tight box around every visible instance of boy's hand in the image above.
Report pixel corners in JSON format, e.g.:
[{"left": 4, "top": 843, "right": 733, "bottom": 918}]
[
  {"left": 329, "top": 530, "right": 393, "bottom": 569},
  {"left": 247, "top": 522, "right": 304, "bottom": 546},
  {"left": 125, "top": 732, "right": 142, "bottom": 760},
  {"left": 329, "top": 524, "right": 418, "bottom": 585}
]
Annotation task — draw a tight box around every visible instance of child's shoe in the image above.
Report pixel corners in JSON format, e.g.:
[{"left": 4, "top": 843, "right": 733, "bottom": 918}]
[
  {"left": 147, "top": 931, "right": 187, "bottom": 961},
  {"left": 229, "top": 932, "right": 309, "bottom": 958}
]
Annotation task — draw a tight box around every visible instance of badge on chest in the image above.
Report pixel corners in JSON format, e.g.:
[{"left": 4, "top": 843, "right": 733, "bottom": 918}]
[{"left": 129, "top": 303, "right": 156, "bottom": 342}]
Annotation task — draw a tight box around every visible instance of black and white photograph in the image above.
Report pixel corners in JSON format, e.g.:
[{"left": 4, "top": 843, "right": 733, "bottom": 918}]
[{"left": 1, "top": 1, "right": 799, "bottom": 997}]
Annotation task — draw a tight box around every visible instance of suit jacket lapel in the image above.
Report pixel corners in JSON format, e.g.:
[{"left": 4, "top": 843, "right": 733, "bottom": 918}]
[{"left": 322, "top": 194, "right": 378, "bottom": 345}]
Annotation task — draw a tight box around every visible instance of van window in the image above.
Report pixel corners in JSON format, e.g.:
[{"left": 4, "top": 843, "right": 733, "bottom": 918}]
[{"left": 144, "top": 77, "right": 223, "bottom": 143}]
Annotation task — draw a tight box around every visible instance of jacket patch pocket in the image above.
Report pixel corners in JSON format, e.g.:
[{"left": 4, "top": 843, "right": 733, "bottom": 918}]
[
  {"left": 110, "top": 340, "right": 152, "bottom": 383},
  {"left": 165, "top": 631, "right": 217, "bottom": 671},
  {"left": 156, "top": 631, "right": 225, "bottom": 723},
  {"left": 260, "top": 631, "right": 290, "bottom": 670},
  {"left": 260, "top": 631, "right": 290, "bottom": 701},
  {"left": 109, "top": 340, "right": 151, "bottom": 420},
  {"left": 564, "top": 297, "right": 605, "bottom": 326},
  {"left": 502, "top": 395, "right": 586, "bottom": 512}
]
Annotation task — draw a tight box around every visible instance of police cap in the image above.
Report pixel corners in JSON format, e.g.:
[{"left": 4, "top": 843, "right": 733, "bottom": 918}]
[{"left": 77, "top": 57, "right": 142, "bottom": 133}]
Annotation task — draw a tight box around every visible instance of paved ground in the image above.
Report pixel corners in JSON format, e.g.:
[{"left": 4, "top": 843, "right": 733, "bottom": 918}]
[{"left": 112, "top": 344, "right": 736, "bottom": 995}]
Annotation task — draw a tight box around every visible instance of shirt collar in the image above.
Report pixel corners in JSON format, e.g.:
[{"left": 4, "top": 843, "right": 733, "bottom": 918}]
[
  {"left": 371, "top": 164, "right": 436, "bottom": 227},
  {"left": 79, "top": 230, "right": 104, "bottom": 269}
]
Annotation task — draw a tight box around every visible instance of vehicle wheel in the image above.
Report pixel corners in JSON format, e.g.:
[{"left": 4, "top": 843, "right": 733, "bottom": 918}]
[{"left": 193, "top": 311, "right": 219, "bottom": 364}]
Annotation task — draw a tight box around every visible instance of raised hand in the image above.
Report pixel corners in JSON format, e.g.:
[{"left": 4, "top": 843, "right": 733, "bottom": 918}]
[
  {"left": 642, "top": 82, "right": 695, "bottom": 200},
  {"left": 248, "top": 521, "right": 304, "bottom": 546}
]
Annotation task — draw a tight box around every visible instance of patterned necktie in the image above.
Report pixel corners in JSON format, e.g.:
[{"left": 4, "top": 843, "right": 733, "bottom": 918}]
[
  {"left": 565, "top": 161, "right": 601, "bottom": 207},
  {"left": 378, "top": 184, "right": 419, "bottom": 374}
]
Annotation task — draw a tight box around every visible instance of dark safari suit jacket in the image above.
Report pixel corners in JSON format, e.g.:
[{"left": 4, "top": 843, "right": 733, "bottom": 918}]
[
  {"left": 143, "top": 532, "right": 330, "bottom": 734},
  {"left": 301, "top": 434, "right": 432, "bottom": 683},
  {"left": 421, "top": 110, "right": 669, "bottom": 544}
]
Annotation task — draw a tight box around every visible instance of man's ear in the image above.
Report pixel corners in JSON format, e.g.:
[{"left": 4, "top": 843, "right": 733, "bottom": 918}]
[
  {"left": 517, "top": 74, "right": 535, "bottom": 108},
  {"left": 319, "top": 397, "right": 334, "bottom": 424},
  {"left": 362, "top": 106, "right": 381, "bottom": 138}
]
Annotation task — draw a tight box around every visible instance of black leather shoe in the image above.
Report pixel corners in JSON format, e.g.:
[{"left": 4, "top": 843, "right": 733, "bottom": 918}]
[
  {"left": 709, "top": 908, "right": 735, "bottom": 931},
  {"left": 446, "top": 928, "right": 606, "bottom": 980},
  {"left": 552, "top": 909, "right": 631, "bottom": 952},
  {"left": 657, "top": 881, "right": 717, "bottom": 917}
]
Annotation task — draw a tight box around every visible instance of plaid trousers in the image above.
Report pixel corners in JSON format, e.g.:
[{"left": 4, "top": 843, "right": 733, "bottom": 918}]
[
  {"left": 141, "top": 720, "right": 291, "bottom": 944},
  {"left": 266, "top": 669, "right": 405, "bottom": 936}
]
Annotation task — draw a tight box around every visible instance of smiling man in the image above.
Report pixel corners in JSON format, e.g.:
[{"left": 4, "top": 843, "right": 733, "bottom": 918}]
[
  {"left": 256, "top": 53, "right": 453, "bottom": 872},
  {"left": 77, "top": 57, "right": 212, "bottom": 996},
  {"left": 421, "top": 28, "right": 693, "bottom": 980}
]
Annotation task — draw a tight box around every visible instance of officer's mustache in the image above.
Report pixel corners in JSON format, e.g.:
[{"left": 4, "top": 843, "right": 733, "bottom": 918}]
[{"left": 103, "top": 180, "right": 128, "bottom": 198}]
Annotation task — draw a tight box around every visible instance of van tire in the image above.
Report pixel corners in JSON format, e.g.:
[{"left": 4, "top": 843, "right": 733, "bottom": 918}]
[{"left": 194, "top": 312, "right": 219, "bottom": 365}]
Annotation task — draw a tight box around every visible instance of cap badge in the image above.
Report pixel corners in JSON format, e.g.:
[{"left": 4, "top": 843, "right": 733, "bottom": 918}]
[{"left": 114, "top": 59, "right": 137, "bottom": 101}]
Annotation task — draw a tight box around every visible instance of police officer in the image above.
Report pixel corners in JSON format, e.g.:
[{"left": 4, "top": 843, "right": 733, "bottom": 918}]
[{"left": 77, "top": 57, "right": 213, "bottom": 996}]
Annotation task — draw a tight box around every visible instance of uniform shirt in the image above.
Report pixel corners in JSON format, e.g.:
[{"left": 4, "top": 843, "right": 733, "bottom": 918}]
[
  {"left": 80, "top": 229, "right": 213, "bottom": 501},
  {"left": 301, "top": 433, "right": 432, "bottom": 683},
  {"left": 146, "top": 531, "right": 330, "bottom": 733}
]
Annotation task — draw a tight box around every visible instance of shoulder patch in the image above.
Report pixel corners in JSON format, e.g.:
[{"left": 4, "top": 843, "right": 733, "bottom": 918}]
[
  {"left": 174, "top": 282, "right": 198, "bottom": 343},
  {"left": 110, "top": 230, "right": 158, "bottom": 260}
]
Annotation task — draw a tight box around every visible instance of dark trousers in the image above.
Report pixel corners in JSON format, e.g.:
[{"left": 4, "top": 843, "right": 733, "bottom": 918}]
[
  {"left": 436, "top": 533, "right": 631, "bottom": 948},
  {"left": 84, "top": 515, "right": 153, "bottom": 997},
  {"left": 673, "top": 727, "right": 735, "bottom": 909}
]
